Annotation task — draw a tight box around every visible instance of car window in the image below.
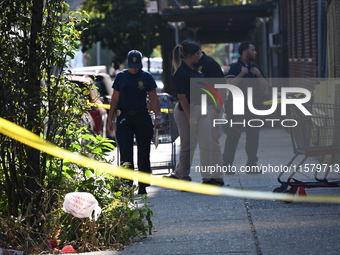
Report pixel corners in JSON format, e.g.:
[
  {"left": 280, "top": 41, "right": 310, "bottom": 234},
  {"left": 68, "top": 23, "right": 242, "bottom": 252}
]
[{"left": 151, "top": 73, "right": 162, "bottom": 81}]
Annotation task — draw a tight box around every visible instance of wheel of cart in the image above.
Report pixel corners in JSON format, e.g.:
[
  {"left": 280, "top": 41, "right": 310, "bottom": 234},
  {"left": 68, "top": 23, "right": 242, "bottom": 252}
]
[
  {"left": 273, "top": 102, "right": 340, "bottom": 202},
  {"left": 150, "top": 93, "right": 179, "bottom": 174}
]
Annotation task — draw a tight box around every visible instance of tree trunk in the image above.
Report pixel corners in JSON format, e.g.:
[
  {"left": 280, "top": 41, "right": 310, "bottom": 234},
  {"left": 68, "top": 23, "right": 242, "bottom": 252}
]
[
  {"left": 25, "top": 0, "right": 44, "bottom": 221},
  {"left": 161, "top": 43, "right": 176, "bottom": 96}
]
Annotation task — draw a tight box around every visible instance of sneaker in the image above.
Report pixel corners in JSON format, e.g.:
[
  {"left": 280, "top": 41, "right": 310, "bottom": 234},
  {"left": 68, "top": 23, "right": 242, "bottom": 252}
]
[
  {"left": 137, "top": 186, "right": 147, "bottom": 195},
  {"left": 163, "top": 174, "right": 192, "bottom": 181},
  {"left": 163, "top": 173, "right": 179, "bottom": 179},
  {"left": 203, "top": 179, "right": 224, "bottom": 186}
]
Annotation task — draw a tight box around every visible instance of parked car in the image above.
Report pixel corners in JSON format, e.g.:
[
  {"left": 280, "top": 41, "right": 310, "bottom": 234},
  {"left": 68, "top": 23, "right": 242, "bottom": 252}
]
[
  {"left": 70, "top": 72, "right": 113, "bottom": 104},
  {"left": 67, "top": 74, "right": 116, "bottom": 144},
  {"left": 142, "top": 67, "right": 164, "bottom": 93}
]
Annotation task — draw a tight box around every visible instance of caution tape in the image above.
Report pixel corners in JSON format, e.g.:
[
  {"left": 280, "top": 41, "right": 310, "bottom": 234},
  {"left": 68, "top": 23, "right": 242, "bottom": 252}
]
[
  {"left": 263, "top": 98, "right": 281, "bottom": 106},
  {"left": 89, "top": 103, "right": 173, "bottom": 113},
  {"left": 1, "top": 117, "right": 340, "bottom": 203},
  {"left": 89, "top": 103, "right": 111, "bottom": 110},
  {"left": 263, "top": 92, "right": 314, "bottom": 106}
]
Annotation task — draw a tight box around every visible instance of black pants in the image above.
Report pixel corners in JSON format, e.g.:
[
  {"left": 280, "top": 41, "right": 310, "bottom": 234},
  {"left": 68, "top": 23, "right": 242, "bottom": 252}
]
[
  {"left": 116, "top": 111, "right": 153, "bottom": 186},
  {"left": 222, "top": 117, "right": 260, "bottom": 166}
]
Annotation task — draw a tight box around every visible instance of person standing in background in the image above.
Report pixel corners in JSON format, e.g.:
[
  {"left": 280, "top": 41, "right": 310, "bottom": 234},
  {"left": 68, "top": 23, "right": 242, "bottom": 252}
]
[
  {"left": 195, "top": 51, "right": 226, "bottom": 185},
  {"left": 223, "top": 42, "right": 268, "bottom": 173},
  {"left": 165, "top": 39, "right": 216, "bottom": 185}
]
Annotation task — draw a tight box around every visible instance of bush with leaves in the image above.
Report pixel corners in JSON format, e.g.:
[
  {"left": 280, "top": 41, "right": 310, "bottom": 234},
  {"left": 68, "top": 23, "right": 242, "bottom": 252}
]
[
  {"left": 0, "top": 1, "right": 153, "bottom": 253},
  {"left": 1, "top": 130, "right": 154, "bottom": 253}
]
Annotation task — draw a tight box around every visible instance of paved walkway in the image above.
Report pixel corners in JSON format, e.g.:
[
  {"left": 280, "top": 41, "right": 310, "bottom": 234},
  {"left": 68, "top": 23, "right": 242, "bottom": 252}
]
[{"left": 79, "top": 127, "right": 340, "bottom": 255}]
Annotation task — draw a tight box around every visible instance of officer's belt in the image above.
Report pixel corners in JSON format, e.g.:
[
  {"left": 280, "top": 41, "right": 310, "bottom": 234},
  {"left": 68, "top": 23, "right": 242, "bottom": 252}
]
[{"left": 119, "top": 108, "right": 148, "bottom": 116}]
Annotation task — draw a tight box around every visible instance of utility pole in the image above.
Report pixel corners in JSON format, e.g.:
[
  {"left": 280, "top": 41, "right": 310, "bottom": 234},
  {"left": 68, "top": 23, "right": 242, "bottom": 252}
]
[{"left": 146, "top": 1, "right": 158, "bottom": 71}]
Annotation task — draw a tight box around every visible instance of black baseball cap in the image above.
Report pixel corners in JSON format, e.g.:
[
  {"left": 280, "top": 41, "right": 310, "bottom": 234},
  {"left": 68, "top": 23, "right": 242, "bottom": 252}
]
[{"left": 127, "top": 50, "right": 142, "bottom": 69}]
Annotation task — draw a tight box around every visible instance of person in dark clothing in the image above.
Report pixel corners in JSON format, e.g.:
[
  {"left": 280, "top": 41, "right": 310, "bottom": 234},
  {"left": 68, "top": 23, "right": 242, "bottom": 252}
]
[
  {"left": 107, "top": 50, "right": 161, "bottom": 194},
  {"left": 223, "top": 42, "right": 268, "bottom": 173},
  {"left": 165, "top": 39, "right": 214, "bottom": 183}
]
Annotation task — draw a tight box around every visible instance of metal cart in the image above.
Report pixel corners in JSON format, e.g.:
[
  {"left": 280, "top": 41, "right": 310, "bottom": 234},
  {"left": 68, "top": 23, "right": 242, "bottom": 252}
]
[
  {"left": 150, "top": 93, "right": 179, "bottom": 174},
  {"left": 273, "top": 102, "right": 340, "bottom": 198}
]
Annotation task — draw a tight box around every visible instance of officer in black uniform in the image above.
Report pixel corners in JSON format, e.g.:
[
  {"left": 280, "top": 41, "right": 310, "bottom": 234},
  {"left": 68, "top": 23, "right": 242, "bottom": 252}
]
[
  {"left": 107, "top": 50, "right": 161, "bottom": 194},
  {"left": 223, "top": 42, "right": 268, "bottom": 173}
]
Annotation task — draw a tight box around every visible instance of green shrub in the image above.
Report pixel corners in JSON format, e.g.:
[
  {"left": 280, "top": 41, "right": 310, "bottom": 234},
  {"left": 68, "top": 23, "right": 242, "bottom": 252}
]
[{"left": 0, "top": 1, "right": 153, "bottom": 253}]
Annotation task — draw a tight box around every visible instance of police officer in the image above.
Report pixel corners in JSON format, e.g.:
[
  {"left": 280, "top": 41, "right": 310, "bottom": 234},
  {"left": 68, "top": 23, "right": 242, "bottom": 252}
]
[
  {"left": 165, "top": 39, "right": 213, "bottom": 183},
  {"left": 223, "top": 42, "right": 268, "bottom": 173},
  {"left": 195, "top": 51, "right": 226, "bottom": 185},
  {"left": 107, "top": 50, "right": 161, "bottom": 194}
]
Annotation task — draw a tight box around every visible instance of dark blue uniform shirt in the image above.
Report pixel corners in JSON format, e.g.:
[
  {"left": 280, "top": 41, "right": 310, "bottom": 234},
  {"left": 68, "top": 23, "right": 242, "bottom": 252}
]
[
  {"left": 113, "top": 69, "right": 157, "bottom": 110},
  {"left": 226, "top": 58, "right": 265, "bottom": 100},
  {"left": 195, "top": 52, "right": 225, "bottom": 78},
  {"left": 225, "top": 58, "right": 266, "bottom": 116}
]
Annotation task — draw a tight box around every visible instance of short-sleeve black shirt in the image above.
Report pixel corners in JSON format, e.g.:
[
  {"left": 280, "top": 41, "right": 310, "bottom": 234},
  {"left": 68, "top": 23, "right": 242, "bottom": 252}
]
[
  {"left": 226, "top": 58, "right": 266, "bottom": 100},
  {"left": 173, "top": 61, "right": 203, "bottom": 106},
  {"left": 195, "top": 52, "right": 224, "bottom": 78},
  {"left": 225, "top": 58, "right": 266, "bottom": 116},
  {"left": 113, "top": 69, "right": 157, "bottom": 110}
]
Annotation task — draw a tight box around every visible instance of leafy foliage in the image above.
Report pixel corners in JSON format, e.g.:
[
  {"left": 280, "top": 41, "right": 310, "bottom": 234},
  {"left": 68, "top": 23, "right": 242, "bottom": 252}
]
[
  {"left": 0, "top": 0, "right": 153, "bottom": 253},
  {"left": 78, "top": 0, "right": 173, "bottom": 69}
]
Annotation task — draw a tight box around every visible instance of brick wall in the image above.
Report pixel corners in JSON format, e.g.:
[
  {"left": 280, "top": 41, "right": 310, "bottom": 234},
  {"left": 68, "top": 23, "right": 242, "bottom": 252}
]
[
  {"left": 277, "top": 0, "right": 288, "bottom": 78},
  {"left": 327, "top": 0, "right": 340, "bottom": 105},
  {"left": 278, "top": 0, "right": 326, "bottom": 87}
]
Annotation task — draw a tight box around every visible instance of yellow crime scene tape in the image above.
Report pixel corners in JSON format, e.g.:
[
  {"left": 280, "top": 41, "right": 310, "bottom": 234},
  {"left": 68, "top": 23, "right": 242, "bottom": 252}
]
[
  {"left": 263, "top": 98, "right": 281, "bottom": 106},
  {"left": 263, "top": 92, "right": 313, "bottom": 106},
  {"left": 89, "top": 103, "right": 111, "bottom": 110},
  {"left": 89, "top": 103, "right": 173, "bottom": 113},
  {"left": 1, "top": 117, "right": 340, "bottom": 203}
]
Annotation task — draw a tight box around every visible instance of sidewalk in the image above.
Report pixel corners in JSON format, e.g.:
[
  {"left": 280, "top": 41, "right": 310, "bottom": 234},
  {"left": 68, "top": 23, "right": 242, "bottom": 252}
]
[{"left": 81, "top": 127, "right": 340, "bottom": 255}]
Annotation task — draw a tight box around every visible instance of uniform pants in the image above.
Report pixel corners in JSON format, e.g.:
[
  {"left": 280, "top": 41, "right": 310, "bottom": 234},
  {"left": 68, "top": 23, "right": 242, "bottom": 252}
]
[
  {"left": 173, "top": 103, "right": 213, "bottom": 182},
  {"left": 208, "top": 106, "right": 224, "bottom": 182},
  {"left": 222, "top": 119, "right": 260, "bottom": 166},
  {"left": 116, "top": 111, "right": 153, "bottom": 186}
]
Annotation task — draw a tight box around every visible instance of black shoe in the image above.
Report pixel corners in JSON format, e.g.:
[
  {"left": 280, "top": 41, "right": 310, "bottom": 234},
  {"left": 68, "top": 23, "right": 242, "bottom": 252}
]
[
  {"left": 137, "top": 186, "right": 147, "bottom": 195},
  {"left": 203, "top": 179, "right": 224, "bottom": 186},
  {"left": 163, "top": 174, "right": 179, "bottom": 179}
]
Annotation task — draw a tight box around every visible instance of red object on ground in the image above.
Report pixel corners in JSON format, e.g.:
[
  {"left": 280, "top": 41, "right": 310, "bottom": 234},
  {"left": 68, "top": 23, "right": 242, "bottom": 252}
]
[
  {"left": 47, "top": 238, "right": 58, "bottom": 249},
  {"left": 61, "top": 245, "right": 78, "bottom": 254}
]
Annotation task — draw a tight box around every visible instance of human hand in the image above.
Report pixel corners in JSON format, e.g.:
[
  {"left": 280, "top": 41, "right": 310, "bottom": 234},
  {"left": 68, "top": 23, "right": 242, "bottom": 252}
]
[
  {"left": 250, "top": 66, "right": 262, "bottom": 77},
  {"left": 107, "top": 119, "right": 115, "bottom": 132},
  {"left": 154, "top": 118, "right": 162, "bottom": 129},
  {"left": 241, "top": 66, "right": 249, "bottom": 76},
  {"left": 211, "top": 107, "right": 221, "bottom": 119}
]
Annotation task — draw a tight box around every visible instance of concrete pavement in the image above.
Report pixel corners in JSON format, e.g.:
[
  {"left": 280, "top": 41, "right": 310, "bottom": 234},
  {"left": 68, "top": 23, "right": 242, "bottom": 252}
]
[{"left": 79, "top": 127, "right": 340, "bottom": 255}]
